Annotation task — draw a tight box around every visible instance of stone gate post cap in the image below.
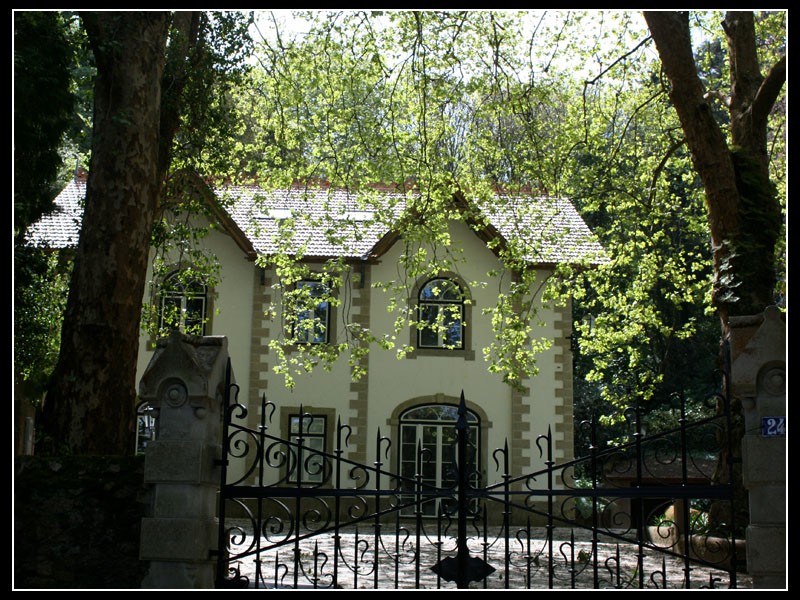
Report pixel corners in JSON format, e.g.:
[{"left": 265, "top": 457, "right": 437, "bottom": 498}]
[
  {"left": 729, "top": 306, "right": 786, "bottom": 399},
  {"left": 138, "top": 331, "right": 231, "bottom": 402}
]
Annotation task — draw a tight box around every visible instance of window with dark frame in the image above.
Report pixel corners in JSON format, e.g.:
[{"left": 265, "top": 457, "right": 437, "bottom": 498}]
[
  {"left": 288, "top": 413, "right": 328, "bottom": 484},
  {"left": 292, "top": 280, "right": 331, "bottom": 344},
  {"left": 417, "top": 278, "right": 465, "bottom": 350},
  {"left": 135, "top": 402, "right": 157, "bottom": 455}
]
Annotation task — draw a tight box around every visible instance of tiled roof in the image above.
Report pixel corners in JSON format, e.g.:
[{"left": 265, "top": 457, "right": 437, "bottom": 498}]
[
  {"left": 217, "top": 185, "right": 407, "bottom": 259},
  {"left": 219, "top": 184, "right": 607, "bottom": 264},
  {"left": 27, "top": 179, "right": 607, "bottom": 265},
  {"left": 24, "top": 178, "right": 85, "bottom": 249},
  {"left": 479, "top": 194, "right": 607, "bottom": 265}
]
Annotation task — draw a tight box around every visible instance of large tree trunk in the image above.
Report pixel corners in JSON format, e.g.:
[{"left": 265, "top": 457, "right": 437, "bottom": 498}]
[
  {"left": 643, "top": 11, "right": 784, "bottom": 326},
  {"left": 643, "top": 10, "right": 784, "bottom": 534},
  {"left": 41, "top": 13, "right": 171, "bottom": 455}
]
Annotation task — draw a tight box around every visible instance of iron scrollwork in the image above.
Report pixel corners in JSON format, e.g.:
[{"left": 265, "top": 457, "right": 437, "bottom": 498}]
[{"left": 214, "top": 375, "right": 744, "bottom": 589}]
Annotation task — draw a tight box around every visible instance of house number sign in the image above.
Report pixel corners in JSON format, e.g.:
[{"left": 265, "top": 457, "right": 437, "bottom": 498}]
[{"left": 761, "top": 416, "right": 786, "bottom": 438}]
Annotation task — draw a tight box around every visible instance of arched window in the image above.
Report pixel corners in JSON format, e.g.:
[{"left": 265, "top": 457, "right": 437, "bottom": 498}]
[
  {"left": 398, "top": 404, "right": 480, "bottom": 517},
  {"left": 159, "top": 271, "right": 208, "bottom": 336},
  {"left": 417, "top": 278, "right": 465, "bottom": 349}
]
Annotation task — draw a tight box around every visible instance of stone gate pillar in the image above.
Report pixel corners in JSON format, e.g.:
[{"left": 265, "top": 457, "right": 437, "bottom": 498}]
[
  {"left": 137, "top": 332, "right": 231, "bottom": 588},
  {"left": 728, "top": 306, "right": 786, "bottom": 589}
]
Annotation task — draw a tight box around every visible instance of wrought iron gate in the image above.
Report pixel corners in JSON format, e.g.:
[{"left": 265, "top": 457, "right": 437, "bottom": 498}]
[{"left": 213, "top": 376, "right": 744, "bottom": 589}]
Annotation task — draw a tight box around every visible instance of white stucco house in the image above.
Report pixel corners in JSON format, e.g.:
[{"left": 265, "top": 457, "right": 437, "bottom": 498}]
[{"left": 27, "top": 172, "right": 606, "bottom": 501}]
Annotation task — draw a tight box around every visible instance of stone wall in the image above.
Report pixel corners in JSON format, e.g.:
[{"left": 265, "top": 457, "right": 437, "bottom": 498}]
[{"left": 14, "top": 455, "right": 150, "bottom": 589}]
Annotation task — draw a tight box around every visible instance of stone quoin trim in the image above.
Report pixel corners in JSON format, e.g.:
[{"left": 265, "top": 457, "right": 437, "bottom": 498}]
[
  {"left": 347, "top": 263, "right": 371, "bottom": 466},
  {"left": 553, "top": 300, "right": 574, "bottom": 463},
  {"left": 249, "top": 266, "right": 273, "bottom": 483}
]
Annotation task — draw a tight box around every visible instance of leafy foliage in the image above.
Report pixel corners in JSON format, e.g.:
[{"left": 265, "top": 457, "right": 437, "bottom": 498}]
[
  {"left": 563, "top": 68, "right": 721, "bottom": 414},
  {"left": 142, "top": 12, "right": 254, "bottom": 337},
  {"left": 13, "top": 11, "right": 76, "bottom": 240},
  {"left": 17, "top": 11, "right": 785, "bottom": 440},
  {"left": 235, "top": 11, "right": 591, "bottom": 387},
  {"left": 14, "top": 249, "right": 72, "bottom": 397},
  {"left": 165, "top": 11, "right": 255, "bottom": 180},
  {"left": 14, "top": 12, "right": 76, "bottom": 399},
  {"left": 141, "top": 176, "right": 222, "bottom": 339},
  {"left": 235, "top": 10, "right": 759, "bottom": 404}
]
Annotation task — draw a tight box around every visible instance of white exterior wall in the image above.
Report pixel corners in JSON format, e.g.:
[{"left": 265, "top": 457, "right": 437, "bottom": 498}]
[
  {"left": 136, "top": 226, "right": 255, "bottom": 391},
  {"left": 364, "top": 220, "right": 568, "bottom": 486},
  {"left": 367, "top": 222, "right": 508, "bottom": 475},
  {"left": 135, "top": 224, "right": 255, "bottom": 484},
  {"left": 135, "top": 217, "right": 573, "bottom": 489},
  {"left": 247, "top": 220, "right": 571, "bottom": 486}
]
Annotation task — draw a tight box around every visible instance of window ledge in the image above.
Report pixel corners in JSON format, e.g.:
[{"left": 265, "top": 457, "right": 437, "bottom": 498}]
[
  {"left": 407, "top": 347, "right": 476, "bottom": 361},
  {"left": 280, "top": 341, "right": 332, "bottom": 354}
]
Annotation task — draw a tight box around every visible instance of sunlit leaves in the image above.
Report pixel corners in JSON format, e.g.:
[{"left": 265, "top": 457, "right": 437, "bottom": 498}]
[
  {"left": 242, "top": 11, "right": 669, "bottom": 392},
  {"left": 168, "top": 11, "right": 255, "bottom": 181},
  {"left": 554, "top": 15, "right": 733, "bottom": 413},
  {"left": 232, "top": 11, "right": 782, "bottom": 400},
  {"left": 143, "top": 177, "right": 222, "bottom": 339}
]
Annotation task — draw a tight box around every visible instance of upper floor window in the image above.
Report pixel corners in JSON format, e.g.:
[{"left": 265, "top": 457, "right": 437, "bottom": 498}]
[
  {"left": 292, "top": 280, "right": 330, "bottom": 344},
  {"left": 159, "top": 271, "right": 208, "bottom": 336},
  {"left": 417, "top": 278, "right": 465, "bottom": 349}
]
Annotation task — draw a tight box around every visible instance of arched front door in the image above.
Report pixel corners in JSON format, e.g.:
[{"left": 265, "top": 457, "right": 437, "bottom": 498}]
[{"left": 398, "top": 403, "right": 480, "bottom": 517}]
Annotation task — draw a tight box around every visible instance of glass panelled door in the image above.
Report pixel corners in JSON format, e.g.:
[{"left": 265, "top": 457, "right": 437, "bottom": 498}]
[{"left": 399, "top": 404, "right": 479, "bottom": 517}]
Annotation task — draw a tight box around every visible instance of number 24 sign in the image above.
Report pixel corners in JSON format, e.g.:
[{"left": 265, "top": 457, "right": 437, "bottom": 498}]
[{"left": 761, "top": 416, "right": 786, "bottom": 437}]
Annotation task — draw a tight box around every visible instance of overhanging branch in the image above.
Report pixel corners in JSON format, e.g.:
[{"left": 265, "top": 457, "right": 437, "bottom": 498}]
[{"left": 751, "top": 54, "right": 786, "bottom": 126}]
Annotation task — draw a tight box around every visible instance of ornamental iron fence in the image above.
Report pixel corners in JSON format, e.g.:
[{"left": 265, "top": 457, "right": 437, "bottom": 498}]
[{"left": 213, "top": 370, "right": 743, "bottom": 589}]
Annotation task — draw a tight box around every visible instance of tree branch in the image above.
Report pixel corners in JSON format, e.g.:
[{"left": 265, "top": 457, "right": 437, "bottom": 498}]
[
  {"left": 158, "top": 11, "right": 201, "bottom": 182},
  {"left": 648, "top": 137, "right": 686, "bottom": 207},
  {"left": 722, "top": 11, "right": 762, "bottom": 109},
  {"left": 703, "top": 89, "right": 731, "bottom": 109},
  {"left": 584, "top": 35, "right": 653, "bottom": 87},
  {"left": 752, "top": 54, "right": 786, "bottom": 126}
]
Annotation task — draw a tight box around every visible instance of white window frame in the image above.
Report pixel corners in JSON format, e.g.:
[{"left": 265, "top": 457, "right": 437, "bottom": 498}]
[
  {"left": 159, "top": 272, "right": 208, "bottom": 336},
  {"left": 288, "top": 413, "right": 328, "bottom": 484},
  {"left": 417, "top": 278, "right": 465, "bottom": 350},
  {"left": 398, "top": 404, "right": 480, "bottom": 517}
]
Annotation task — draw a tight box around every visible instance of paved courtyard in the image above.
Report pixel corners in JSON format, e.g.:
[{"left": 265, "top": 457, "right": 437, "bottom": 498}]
[{"left": 221, "top": 524, "right": 751, "bottom": 590}]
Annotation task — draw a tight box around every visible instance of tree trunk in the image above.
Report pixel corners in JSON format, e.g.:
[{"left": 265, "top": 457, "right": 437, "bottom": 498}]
[
  {"left": 41, "top": 13, "right": 171, "bottom": 455},
  {"left": 644, "top": 10, "right": 784, "bottom": 535},
  {"left": 643, "top": 11, "right": 784, "bottom": 325}
]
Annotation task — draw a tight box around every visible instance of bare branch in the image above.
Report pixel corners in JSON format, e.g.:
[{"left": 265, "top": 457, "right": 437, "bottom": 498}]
[
  {"left": 648, "top": 137, "right": 687, "bottom": 208},
  {"left": 584, "top": 35, "right": 653, "bottom": 87}
]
